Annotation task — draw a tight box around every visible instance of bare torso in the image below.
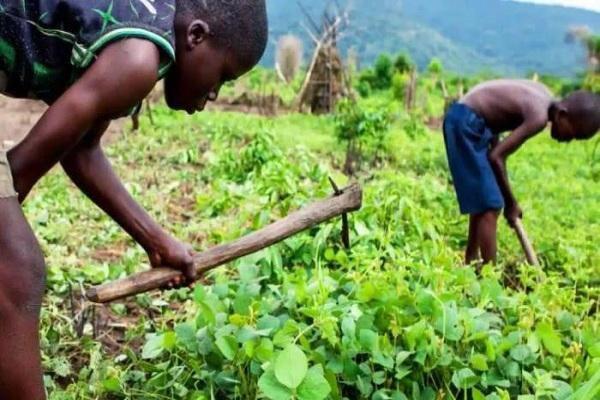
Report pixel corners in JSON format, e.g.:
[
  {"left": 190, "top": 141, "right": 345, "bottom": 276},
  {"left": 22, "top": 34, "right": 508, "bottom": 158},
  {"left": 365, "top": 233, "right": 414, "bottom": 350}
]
[{"left": 460, "top": 79, "right": 554, "bottom": 134}]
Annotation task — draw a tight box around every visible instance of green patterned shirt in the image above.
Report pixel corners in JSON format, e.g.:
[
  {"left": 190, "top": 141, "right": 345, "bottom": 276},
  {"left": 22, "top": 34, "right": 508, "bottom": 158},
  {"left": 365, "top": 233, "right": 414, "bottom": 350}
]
[{"left": 0, "top": 0, "right": 175, "bottom": 103}]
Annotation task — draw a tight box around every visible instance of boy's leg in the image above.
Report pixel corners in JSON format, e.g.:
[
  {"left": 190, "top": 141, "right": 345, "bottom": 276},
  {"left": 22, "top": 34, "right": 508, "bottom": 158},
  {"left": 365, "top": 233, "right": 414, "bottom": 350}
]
[
  {"left": 475, "top": 210, "right": 500, "bottom": 265},
  {"left": 465, "top": 214, "right": 480, "bottom": 264},
  {"left": 0, "top": 198, "right": 47, "bottom": 400}
]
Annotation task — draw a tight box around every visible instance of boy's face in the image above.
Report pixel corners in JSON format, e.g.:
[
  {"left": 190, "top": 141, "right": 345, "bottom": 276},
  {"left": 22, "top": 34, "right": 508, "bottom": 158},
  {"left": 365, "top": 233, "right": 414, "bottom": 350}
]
[
  {"left": 164, "top": 22, "right": 252, "bottom": 114},
  {"left": 551, "top": 112, "right": 596, "bottom": 142},
  {"left": 550, "top": 112, "right": 576, "bottom": 142}
]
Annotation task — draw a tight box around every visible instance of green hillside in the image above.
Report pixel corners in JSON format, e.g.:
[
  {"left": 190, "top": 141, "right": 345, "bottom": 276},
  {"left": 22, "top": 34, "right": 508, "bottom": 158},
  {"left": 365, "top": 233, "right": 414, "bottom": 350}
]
[{"left": 265, "top": 0, "right": 600, "bottom": 76}]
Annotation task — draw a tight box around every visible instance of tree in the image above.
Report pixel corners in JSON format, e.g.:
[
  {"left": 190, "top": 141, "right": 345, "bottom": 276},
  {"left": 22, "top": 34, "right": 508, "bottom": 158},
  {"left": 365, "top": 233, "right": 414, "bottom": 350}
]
[
  {"left": 427, "top": 58, "right": 444, "bottom": 75},
  {"left": 334, "top": 99, "right": 391, "bottom": 175},
  {"left": 394, "top": 53, "right": 414, "bottom": 74},
  {"left": 373, "top": 54, "right": 394, "bottom": 90}
]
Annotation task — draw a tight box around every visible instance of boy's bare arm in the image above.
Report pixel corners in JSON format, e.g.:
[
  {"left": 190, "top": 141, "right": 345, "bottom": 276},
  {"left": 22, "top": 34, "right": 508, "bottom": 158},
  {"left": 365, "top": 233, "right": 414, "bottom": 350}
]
[
  {"left": 9, "top": 38, "right": 194, "bottom": 281},
  {"left": 10, "top": 39, "right": 159, "bottom": 197},
  {"left": 61, "top": 122, "right": 195, "bottom": 280},
  {"left": 488, "top": 116, "right": 547, "bottom": 226}
]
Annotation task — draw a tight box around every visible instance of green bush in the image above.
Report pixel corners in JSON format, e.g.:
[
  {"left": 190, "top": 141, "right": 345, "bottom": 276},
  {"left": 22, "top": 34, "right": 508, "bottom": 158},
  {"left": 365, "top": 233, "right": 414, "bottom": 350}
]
[
  {"left": 427, "top": 58, "right": 444, "bottom": 75},
  {"left": 373, "top": 54, "right": 394, "bottom": 90},
  {"left": 394, "top": 53, "right": 414, "bottom": 74},
  {"left": 357, "top": 69, "right": 376, "bottom": 97},
  {"left": 334, "top": 99, "right": 392, "bottom": 173},
  {"left": 392, "top": 72, "right": 410, "bottom": 101}
]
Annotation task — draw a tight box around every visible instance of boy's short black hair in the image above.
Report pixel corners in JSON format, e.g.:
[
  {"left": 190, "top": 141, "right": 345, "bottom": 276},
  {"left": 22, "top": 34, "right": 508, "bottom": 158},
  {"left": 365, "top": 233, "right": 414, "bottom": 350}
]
[
  {"left": 177, "top": 0, "right": 268, "bottom": 66},
  {"left": 561, "top": 90, "right": 600, "bottom": 138}
]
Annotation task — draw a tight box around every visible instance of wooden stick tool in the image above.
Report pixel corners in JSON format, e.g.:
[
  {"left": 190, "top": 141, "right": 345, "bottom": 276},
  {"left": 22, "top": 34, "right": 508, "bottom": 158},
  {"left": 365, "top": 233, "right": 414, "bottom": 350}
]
[
  {"left": 512, "top": 218, "right": 540, "bottom": 266},
  {"left": 87, "top": 183, "right": 363, "bottom": 303}
]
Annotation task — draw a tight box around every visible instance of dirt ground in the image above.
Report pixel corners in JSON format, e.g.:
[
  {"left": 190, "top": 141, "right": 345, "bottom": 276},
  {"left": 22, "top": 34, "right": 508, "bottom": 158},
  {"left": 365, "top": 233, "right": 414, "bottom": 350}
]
[
  {"left": 0, "top": 96, "right": 124, "bottom": 149},
  {"left": 0, "top": 88, "right": 283, "bottom": 150}
]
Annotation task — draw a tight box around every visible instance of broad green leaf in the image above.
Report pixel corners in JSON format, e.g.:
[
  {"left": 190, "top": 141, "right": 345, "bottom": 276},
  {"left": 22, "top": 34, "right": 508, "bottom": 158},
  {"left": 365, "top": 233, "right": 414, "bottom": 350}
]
[
  {"left": 392, "top": 391, "right": 409, "bottom": 400},
  {"left": 395, "top": 366, "right": 411, "bottom": 380},
  {"left": 434, "top": 301, "right": 463, "bottom": 341},
  {"left": 552, "top": 380, "right": 573, "bottom": 400},
  {"left": 215, "top": 335, "right": 238, "bottom": 361},
  {"left": 274, "top": 344, "right": 308, "bottom": 389},
  {"left": 163, "top": 331, "right": 176, "bottom": 351},
  {"left": 395, "top": 351, "right": 412, "bottom": 366},
  {"left": 588, "top": 342, "right": 600, "bottom": 358},
  {"left": 256, "top": 338, "right": 274, "bottom": 362},
  {"left": 415, "top": 289, "right": 436, "bottom": 316},
  {"left": 421, "top": 387, "right": 436, "bottom": 400},
  {"left": 373, "top": 351, "right": 394, "bottom": 369},
  {"left": 258, "top": 369, "right": 293, "bottom": 400},
  {"left": 236, "top": 326, "right": 271, "bottom": 343},
  {"left": 233, "top": 293, "right": 252, "bottom": 315},
  {"left": 297, "top": 365, "right": 331, "bottom": 400},
  {"left": 193, "top": 285, "right": 207, "bottom": 303},
  {"left": 357, "top": 375, "right": 373, "bottom": 397},
  {"left": 197, "top": 300, "right": 216, "bottom": 326},
  {"left": 357, "top": 281, "right": 377, "bottom": 302},
  {"left": 341, "top": 316, "right": 356, "bottom": 338},
  {"left": 556, "top": 311, "right": 577, "bottom": 331},
  {"left": 142, "top": 334, "right": 165, "bottom": 360},
  {"left": 536, "top": 322, "right": 563, "bottom": 356},
  {"left": 452, "top": 368, "right": 479, "bottom": 389},
  {"left": 470, "top": 353, "right": 489, "bottom": 371},
  {"left": 503, "top": 360, "right": 521, "bottom": 378},
  {"left": 102, "top": 377, "right": 121, "bottom": 393},
  {"left": 510, "top": 344, "right": 532, "bottom": 362},
  {"left": 257, "top": 315, "right": 281, "bottom": 332},
  {"left": 175, "top": 323, "right": 197, "bottom": 351},
  {"left": 372, "top": 389, "right": 391, "bottom": 400},
  {"left": 359, "top": 329, "right": 379, "bottom": 352},
  {"left": 473, "top": 388, "right": 486, "bottom": 400}
]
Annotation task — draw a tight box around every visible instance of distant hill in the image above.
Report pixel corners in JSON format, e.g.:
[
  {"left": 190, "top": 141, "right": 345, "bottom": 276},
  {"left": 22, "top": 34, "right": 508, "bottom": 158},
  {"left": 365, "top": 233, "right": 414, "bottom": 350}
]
[{"left": 264, "top": 0, "right": 600, "bottom": 76}]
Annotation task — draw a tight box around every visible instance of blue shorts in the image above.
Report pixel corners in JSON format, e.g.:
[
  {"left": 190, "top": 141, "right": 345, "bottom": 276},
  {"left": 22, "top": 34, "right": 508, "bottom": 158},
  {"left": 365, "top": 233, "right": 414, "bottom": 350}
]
[{"left": 443, "top": 103, "right": 504, "bottom": 215}]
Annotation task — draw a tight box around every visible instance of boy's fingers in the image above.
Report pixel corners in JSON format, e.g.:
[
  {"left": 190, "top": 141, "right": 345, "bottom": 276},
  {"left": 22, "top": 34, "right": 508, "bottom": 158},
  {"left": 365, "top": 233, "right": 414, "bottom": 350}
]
[{"left": 184, "top": 264, "right": 197, "bottom": 283}]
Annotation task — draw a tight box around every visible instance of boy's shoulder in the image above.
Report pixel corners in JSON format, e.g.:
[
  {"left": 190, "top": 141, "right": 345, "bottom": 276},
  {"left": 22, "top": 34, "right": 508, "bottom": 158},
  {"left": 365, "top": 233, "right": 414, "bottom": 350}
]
[
  {"left": 467, "top": 79, "right": 553, "bottom": 99},
  {"left": 465, "top": 79, "right": 553, "bottom": 114},
  {"left": 0, "top": 0, "right": 176, "bottom": 101},
  {"left": 460, "top": 80, "right": 552, "bottom": 129}
]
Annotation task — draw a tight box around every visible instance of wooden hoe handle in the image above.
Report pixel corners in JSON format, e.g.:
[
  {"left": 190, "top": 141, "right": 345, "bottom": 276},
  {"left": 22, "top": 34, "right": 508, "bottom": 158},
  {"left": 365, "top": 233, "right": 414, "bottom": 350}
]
[
  {"left": 87, "top": 184, "right": 363, "bottom": 303},
  {"left": 513, "top": 218, "right": 540, "bottom": 266}
]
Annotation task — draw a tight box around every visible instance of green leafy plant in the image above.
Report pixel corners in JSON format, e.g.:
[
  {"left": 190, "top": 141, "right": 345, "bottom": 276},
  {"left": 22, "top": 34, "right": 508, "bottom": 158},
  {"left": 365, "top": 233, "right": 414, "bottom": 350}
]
[
  {"left": 334, "top": 99, "right": 392, "bottom": 175},
  {"left": 25, "top": 59, "right": 599, "bottom": 400}
]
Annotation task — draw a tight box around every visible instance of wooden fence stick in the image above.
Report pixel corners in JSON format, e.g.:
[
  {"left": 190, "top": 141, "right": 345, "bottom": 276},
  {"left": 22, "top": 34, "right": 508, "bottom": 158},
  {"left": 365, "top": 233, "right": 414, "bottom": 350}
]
[{"left": 87, "top": 183, "right": 363, "bottom": 303}]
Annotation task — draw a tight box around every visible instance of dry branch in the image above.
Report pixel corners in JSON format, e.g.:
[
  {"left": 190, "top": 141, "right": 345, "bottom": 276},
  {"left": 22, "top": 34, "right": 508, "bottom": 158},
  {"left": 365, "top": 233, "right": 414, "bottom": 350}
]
[{"left": 87, "top": 184, "right": 363, "bottom": 303}]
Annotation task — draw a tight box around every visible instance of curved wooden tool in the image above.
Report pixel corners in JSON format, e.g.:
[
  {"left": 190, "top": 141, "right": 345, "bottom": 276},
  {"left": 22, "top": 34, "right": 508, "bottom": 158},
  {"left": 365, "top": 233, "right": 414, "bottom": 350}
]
[
  {"left": 513, "top": 218, "right": 540, "bottom": 266},
  {"left": 87, "top": 183, "right": 363, "bottom": 303}
]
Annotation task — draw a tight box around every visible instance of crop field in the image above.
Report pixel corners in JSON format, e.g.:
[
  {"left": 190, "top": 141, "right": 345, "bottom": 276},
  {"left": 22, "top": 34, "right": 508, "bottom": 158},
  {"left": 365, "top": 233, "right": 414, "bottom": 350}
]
[{"left": 26, "top": 82, "right": 599, "bottom": 399}]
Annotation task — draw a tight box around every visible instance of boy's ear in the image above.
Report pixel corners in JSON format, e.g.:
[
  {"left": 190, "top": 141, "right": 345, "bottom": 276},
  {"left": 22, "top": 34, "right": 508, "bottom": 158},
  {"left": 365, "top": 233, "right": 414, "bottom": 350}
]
[
  {"left": 551, "top": 103, "right": 568, "bottom": 122},
  {"left": 186, "top": 20, "right": 211, "bottom": 49}
]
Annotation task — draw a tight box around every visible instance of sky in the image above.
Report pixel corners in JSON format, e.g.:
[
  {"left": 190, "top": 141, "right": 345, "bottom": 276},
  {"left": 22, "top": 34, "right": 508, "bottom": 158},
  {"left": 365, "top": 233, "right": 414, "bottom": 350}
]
[{"left": 514, "top": 0, "right": 600, "bottom": 12}]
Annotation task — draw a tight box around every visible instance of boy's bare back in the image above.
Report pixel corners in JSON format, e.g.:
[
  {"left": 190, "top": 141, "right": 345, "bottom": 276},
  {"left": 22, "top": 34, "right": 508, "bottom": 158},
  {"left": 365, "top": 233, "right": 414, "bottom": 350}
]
[{"left": 461, "top": 79, "right": 554, "bottom": 134}]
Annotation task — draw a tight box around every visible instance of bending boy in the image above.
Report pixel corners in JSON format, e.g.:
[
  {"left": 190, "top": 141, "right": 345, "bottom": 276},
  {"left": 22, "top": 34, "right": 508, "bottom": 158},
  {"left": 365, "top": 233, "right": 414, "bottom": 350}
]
[
  {"left": 443, "top": 79, "right": 599, "bottom": 264},
  {"left": 0, "top": 1, "right": 268, "bottom": 398}
]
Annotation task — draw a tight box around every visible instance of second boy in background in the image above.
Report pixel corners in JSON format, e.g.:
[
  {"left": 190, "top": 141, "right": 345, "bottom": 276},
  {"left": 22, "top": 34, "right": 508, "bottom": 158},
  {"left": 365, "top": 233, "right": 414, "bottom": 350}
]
[{"left": 443, "top": 79, "right": 600, "bottom": 265}]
